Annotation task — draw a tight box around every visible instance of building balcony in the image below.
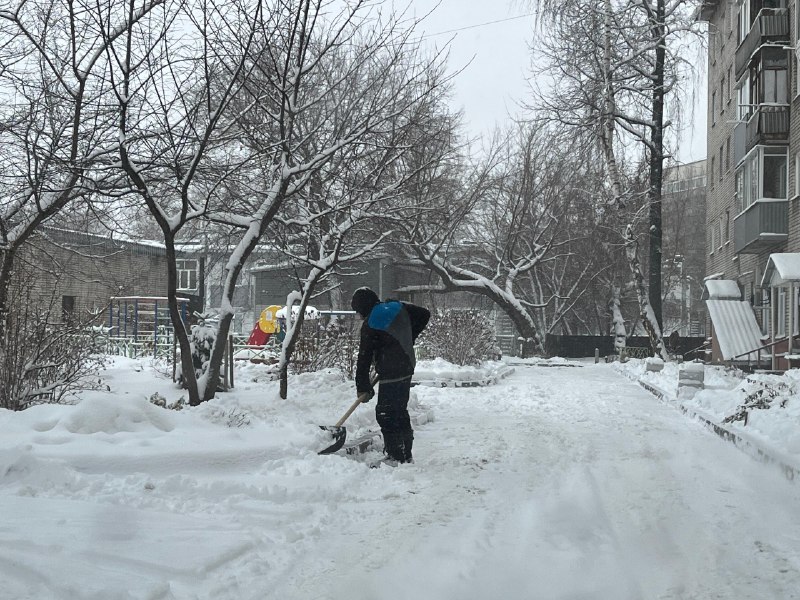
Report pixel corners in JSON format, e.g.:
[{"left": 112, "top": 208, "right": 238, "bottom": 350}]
[
  {"left": 735, "top": 8, "right": 789, "bottom": 79},
  {"left": 745, "top": 104, "right": 789, "bottom": 152},
  {"left": 734, "top": 199, "right": 788, "bottom": 254}
]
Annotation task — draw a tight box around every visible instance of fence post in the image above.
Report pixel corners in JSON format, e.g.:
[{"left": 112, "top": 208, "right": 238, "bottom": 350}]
[
  {"left": 229, "top": 335, "right": 234, "bottom": 389},
  {"left": 222, "top": 336, "right": 229, "bottom": 391},
  {"left": 595, "top": 348, "right": 599, "bottom": 364},
  {"left": 153, "top": 299, "right": 158, "bottom": 359}
]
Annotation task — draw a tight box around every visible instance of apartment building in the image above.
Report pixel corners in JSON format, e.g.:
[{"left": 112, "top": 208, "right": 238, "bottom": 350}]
[{"left": 700, "top": 0, "right": 800, "bottom": 368}]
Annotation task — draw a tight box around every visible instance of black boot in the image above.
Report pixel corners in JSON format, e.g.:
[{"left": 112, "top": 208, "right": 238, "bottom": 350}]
[
  {"left": 402, "top": 431, "right": 414, "bottom": 463},
  {"left": 381, "top": 431, "right": 405, "bottom": 463}
]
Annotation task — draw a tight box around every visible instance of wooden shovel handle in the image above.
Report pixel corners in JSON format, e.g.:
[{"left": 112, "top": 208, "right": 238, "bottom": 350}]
[
  {"left": 335, "top": 392, "right": 371, "bottom": 427},
  {"left": 335, "top": 374, "right": 378, "bottom": 427}
]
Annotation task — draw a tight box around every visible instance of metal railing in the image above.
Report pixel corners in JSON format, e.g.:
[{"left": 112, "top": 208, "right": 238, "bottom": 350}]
[
  {"left": 729, "top": 333, "right": 800, "bottom": 369},
  {"left": 745, "top": 104, "right": 789, "bottom": 151},
  {"left": 735, "top": 8, "right": 789, "bottom": 78},
  {"left": 733, "top": 198, "right": 788, "bottom": 253}
]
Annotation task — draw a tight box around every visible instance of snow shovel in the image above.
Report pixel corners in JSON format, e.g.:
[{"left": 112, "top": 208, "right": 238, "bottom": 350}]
[{"left": 318, "top": 375, "right": 378, "bottom": 455}]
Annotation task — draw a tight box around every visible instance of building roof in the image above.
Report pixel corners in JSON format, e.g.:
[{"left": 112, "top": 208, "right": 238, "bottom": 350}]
[
  {"left": 705, "top": 279, "right": 741, "bottom": 300},
  {"left": 706, "top": 299, "right": 764, "bottom": 361},
  {"left": 761, "top": 253, "right": 800, "bottom": 287}
]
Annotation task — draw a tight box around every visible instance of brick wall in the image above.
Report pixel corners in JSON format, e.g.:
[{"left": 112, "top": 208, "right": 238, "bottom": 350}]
[{"left": 14, "top": 229, "right": 171, "bottom": 324}]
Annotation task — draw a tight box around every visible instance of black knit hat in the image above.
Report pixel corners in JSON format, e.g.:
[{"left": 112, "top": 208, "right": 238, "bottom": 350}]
[{"left": 351, "top": 287, "right": 379, "bottom": 318}]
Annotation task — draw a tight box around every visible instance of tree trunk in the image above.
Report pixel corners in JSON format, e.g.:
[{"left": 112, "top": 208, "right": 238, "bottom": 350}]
[
  {"left": 278, "top": 283, "right": 319, "bottom": 399},
  {"left": 625, "top": 225, "right": 667, "bottom": 360},
  {"left": 162, "top": 239, "right": 201, "bottom": 405},
  {"left": 648, "top": 0, "right": 666, "bottom": 332},
  {"left": 0, "top": 249, "right": 17, "bottom": 345}
]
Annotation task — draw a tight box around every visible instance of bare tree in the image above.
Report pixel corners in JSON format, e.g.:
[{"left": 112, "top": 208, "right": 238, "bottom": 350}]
[
  {"left": 0, "top": 0, "right": 166, "bottom": 341},
  {"left": 108, "top": 0, "right": 456, "bottom": 404},
  {"left": 530, "top": 0, "right": 699, "bottom": 355},
  {"left": 271, "top": 88, "right": 454, "bottom": 398},
  {"left": 397, "top": 123, "right": 602, "bottom": 356}
]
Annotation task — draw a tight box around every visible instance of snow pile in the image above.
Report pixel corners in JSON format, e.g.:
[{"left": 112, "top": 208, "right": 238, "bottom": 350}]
[
  {"left": 614, "top": 358, "right": 800, "bottom": 463},
  {"left": 507, "top": 355, "right": 584, "bottom": 367},
  {"left": 413, "top": 358, "right": 510, "bottom": 383}
]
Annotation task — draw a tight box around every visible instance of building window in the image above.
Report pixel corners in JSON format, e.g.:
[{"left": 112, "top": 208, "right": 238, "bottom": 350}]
[
  {"left": 176, "top": 259, "right": 198, "bottom": 291},
  {"left": 711, "top": 156, "right": 715, "bottom": 188},
  {"left": 712, "top": 91, "right": 717, "bottom": 125},
  {"left": 726, "top": 136, "right": 731, "bottom": 171},
  {"left": 725, "top": 209, "right": 730, "bottom": 243},
  {"left": 795, "top": 287, "right": 799, "bottom": 336},
  {"left": 720, "top": 145, "right": 724, "bottom": 181},
  {"left": 764, "top": 147, "right": 788, "bottom": 199},
  {"left": 795, "top": 152, "right": 800, "bottom": 197},
  {"left": 62, "top": 295, "right": 76, "bottom": 322},
  {"left": 728, "top": 65, "right": 734, "bottom": 103},
  {"left": 756, "top": 48, "right": 788, "bottom": 104},
  {"left": 738, "top": 0, "right": 750, "bottom": 44},
  {"left": 738, "top": 73, "right": 751, "bottom": 121},
  {"left": 736, "top": 146, "right": 788, "bottom": 210}
]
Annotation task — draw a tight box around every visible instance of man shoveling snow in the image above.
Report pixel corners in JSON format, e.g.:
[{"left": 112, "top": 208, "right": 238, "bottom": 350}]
[{"left": 351, "top": 287, "right": 430, "bottom": 465}]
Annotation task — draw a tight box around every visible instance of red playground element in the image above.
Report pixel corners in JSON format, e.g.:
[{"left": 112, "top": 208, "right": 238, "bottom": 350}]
[{"left": 247, "top": 323, "right": 270, "bottom": 346}]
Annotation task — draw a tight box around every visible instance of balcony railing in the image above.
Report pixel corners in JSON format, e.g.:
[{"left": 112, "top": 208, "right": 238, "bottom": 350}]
[
  {"left": 745, "top": 105, "right": 790, "bottom": 151},
  {"left": 735, "top": 8, "right": 789, "bottom": 78},
  {"left": 734, "top": 199, "right": 788, "bottom": 254}
]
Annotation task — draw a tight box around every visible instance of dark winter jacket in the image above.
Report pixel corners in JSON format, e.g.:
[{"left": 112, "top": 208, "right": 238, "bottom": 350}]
[{"left": 351, "top": 288, "right": 430, "bottom": 394}]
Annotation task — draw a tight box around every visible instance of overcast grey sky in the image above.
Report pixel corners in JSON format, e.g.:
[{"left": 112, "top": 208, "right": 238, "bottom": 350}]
[{"left": 406, "top": 0, "right": 707, "bottom": 164}]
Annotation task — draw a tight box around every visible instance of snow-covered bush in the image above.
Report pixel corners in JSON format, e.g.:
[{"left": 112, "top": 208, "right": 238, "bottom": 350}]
[
  {"left": 723, "top": 379, "right": 791, "bottom": 425},
  {"left": 417, "top": 309, "right": 501, "bottom": 366},
  {"left": 0, "top": 274, "right": 107, "bottom": 411},
  {"left": 177, "top": 313, "right": 217, "bottom": 390}
]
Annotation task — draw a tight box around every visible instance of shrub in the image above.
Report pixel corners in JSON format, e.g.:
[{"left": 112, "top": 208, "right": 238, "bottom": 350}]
[
  {"left": 0, "top": 272, "right": 107, "bottom": 411},
  {"left": 177, "top": 312, "right": 217, "bottom": 389},
  {"left": 291, "top": 316, "right": 359, "bottom": 378},
  {"left": 416, "top": 309, "right": 501, "bottom": 366}
]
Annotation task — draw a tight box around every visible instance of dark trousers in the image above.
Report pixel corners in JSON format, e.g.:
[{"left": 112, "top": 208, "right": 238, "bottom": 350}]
[{"left": 376, "top": 378, "right": 414, "bottom": 462}]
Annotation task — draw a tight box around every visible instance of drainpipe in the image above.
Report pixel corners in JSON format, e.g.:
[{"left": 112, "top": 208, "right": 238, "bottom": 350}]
[
  {"left": 771, "top": 285, "right": 777, "bottom": 371},
  {"left": 789, "top": 284, "right": 795, "bottom": 358}
]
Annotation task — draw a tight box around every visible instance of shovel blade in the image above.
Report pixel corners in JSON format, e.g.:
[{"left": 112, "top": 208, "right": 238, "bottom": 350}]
[{"left": 318, "top": 425, "right": 346, "bottom": 455}]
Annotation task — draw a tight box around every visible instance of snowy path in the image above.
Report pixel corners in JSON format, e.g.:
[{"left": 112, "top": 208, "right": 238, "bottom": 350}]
[
  {"left": 3, "top": 363, "right": 800, "bottom": 599},
  {"left": 271, "top": 365, "right": 800, "bottom": 600}
]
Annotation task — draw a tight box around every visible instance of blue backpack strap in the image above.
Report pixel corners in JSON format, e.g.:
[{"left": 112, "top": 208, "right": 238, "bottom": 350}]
[{"left": 368, "top": 301, "right": 403, "bottom": 331}]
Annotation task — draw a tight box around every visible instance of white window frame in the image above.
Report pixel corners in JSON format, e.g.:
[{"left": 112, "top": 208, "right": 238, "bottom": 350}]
[
  {"left": 735, "top": 145, "right": 789, "bottom": 214},
  {"left": 712, "top": 90, "right": 717, "bottom": 125},
  {"left": 176, "top": 259, "right": 198, "bottom": 292},
  {"left": 738, "top": 0, "right": 750, "bottom": 43},
  {"left": 795, "top": 152, "right": 800, "bottom": 198},
  {"left": 794, "top": 287, "right": 800, "bottom": 336}
]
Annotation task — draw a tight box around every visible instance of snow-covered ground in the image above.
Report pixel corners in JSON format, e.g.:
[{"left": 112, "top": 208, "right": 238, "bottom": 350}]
[
  {"left": 2, "top": 357, "right": 800, "bottom": 599},
  {"left": 617, "top": 358, "right": 800, "bottom": 468}
]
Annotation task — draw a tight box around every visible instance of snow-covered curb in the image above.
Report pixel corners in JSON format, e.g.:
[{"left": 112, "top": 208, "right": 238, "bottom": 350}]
[
  {"left": 412, "top": 360, "right": 515, "bottom": 388},
  {"left": 622, "top": 367, "right": 799, "bottom": 481}
]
